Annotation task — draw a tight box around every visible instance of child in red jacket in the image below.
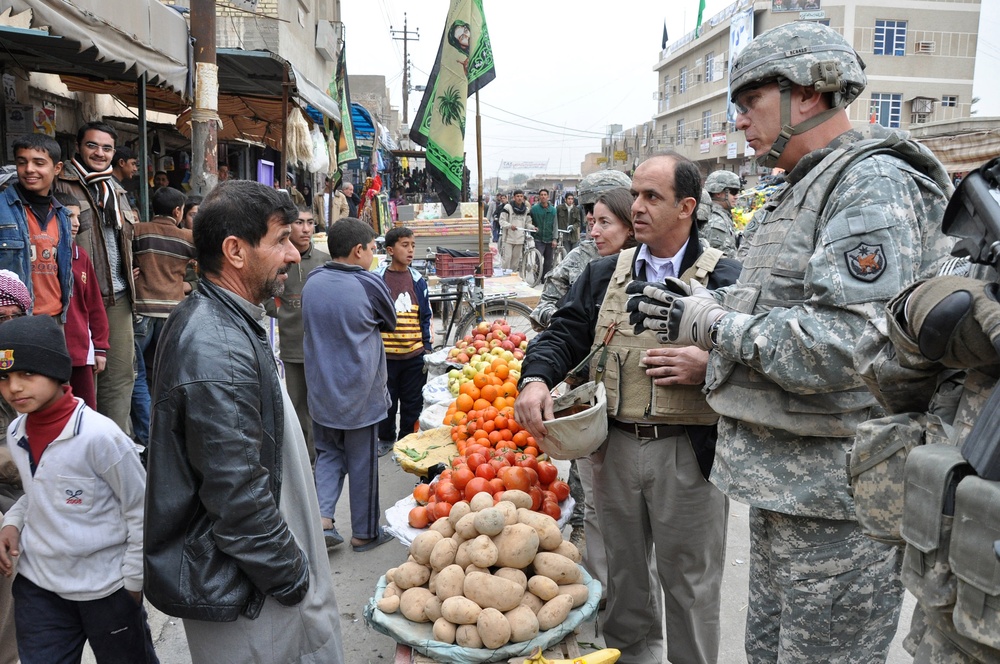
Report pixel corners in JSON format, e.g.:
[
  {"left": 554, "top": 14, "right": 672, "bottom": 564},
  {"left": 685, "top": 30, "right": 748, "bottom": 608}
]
[{"left": 54, "top": 192, "right": 109, "bottom": 409}]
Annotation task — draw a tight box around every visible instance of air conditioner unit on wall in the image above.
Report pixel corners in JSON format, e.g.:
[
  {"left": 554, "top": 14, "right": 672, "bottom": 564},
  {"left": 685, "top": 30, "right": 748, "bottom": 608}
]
[
  {"left": 915, "top": 41, "right": 936, "bottom": 54},
  {"left": 912, "top": 97, "right": 935, "bottom": 114}
]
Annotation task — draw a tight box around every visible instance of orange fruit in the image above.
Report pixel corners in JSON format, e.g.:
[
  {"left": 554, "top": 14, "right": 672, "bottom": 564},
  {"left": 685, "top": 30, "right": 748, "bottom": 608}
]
[
  {"left": 483, "top": 407, "right": 499, "bottom": 421},
  {"left": 494, "top": 396, "right": 508, "bottom": 409},
  {"left": 495, "top": 415, "right": 508, "bottom": 430},
  {"left": 494, "top": 364, "right": 509, "bottom": 379},
  {"left": 512, "top": 431, "right": 529, "bottom": 446},
  {"left": 480, "top": 385, "right": 499, "bottom": 403},
  {"left": 500, "top": 382, "right": 518, "bottom": 398},
  {"left": 473, "top": 398, "right": 492, "bottom": 411},
  {"left": 482, "top": 420, "right": 496, "bottom": 433},
  {"left": 473, "top": 430, "right": 489, "bottom": 441},
  {"left": 456, "top": 394, "right": 474, "bottom": 413},
  {"left": 488, "top": 430, "right": 503, "bottom": 445},
  {"left": 500, "top": 429, "right": 513, "bottom": 442},
  {"left": 473, "top": 373, "right": 489, "bottom": 389}
]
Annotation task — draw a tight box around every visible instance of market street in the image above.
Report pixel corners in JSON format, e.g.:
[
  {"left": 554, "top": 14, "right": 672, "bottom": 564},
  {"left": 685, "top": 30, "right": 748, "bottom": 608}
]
[{"left": 89, "top": 454, "right": 916, "bottom": 663}]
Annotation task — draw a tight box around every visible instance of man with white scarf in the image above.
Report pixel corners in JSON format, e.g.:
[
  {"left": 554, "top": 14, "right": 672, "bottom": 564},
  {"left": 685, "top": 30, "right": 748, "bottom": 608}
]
[{"left": 56, "top": 121, "right": 137, "bottom": 433}]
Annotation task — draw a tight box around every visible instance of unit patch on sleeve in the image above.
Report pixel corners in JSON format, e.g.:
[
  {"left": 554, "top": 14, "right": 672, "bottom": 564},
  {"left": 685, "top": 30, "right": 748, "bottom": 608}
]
[{"left": 845, "top": 243, "right": 887, "bottom": 282}]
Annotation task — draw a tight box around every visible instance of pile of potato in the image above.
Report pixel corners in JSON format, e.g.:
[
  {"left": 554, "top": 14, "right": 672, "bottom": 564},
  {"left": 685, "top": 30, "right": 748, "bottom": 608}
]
[{"left": 376, "top": 489, "right": 590, "bottom": 650}]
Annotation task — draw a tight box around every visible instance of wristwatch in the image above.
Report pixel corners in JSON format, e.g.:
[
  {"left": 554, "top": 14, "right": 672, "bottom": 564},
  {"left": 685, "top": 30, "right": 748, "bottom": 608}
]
[
  {"left": 519, "top": 376, "right": 548, "bottom": 390},
  {"left": 709, "top": 317, "right": 724, "bottom": 350}
]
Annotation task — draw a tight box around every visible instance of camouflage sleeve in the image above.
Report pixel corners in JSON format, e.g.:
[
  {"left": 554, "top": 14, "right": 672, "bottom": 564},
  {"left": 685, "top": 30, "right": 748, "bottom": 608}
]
[
  {"left": 716, "top": 155, "right": 951, "bottom": 394},
  {"left": 529, "top": 246, "right": 592, "bottom": 330}
]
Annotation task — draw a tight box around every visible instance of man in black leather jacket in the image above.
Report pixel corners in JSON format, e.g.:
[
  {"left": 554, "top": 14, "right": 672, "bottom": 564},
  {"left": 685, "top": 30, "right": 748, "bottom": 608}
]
[{"left": 144, "top": 181, "right": 344, "bottom": 662}]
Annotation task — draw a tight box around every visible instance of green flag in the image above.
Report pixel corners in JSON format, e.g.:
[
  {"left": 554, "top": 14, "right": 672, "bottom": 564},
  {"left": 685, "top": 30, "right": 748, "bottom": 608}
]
[
  {"left": 326, "top": 41, "right": 357, "bottom": 174},
  {"left": 409, "top": 0, "right": 496, "bottom": 215},
  {"left": 695, "top": 0, "right": 707, "bottom": 37}
]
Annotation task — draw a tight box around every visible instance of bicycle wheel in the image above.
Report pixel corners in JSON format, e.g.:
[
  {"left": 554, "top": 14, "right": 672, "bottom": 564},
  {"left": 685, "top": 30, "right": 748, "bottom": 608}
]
[
  {"left": 454, "top": 300, "right": 537, "bottom": 345},
  {"left": 521, "top": 247, "right": 543, "bottom": 287}
]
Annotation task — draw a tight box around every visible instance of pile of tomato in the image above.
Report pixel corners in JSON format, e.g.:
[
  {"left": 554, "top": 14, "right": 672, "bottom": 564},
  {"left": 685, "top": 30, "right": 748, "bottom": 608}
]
[{"left": 409, "top": 446, "right": 571, "bottom": 529}]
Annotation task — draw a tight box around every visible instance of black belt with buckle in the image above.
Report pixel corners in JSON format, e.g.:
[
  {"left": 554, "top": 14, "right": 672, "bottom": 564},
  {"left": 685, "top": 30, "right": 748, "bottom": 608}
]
[{"left": 611, "top": 420, "right": 686, "bottom": 439}]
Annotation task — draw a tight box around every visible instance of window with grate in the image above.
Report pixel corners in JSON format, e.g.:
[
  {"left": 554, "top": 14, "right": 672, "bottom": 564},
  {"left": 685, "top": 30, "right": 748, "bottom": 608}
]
[
  {"left": 874, "top": 20, "right": 907, "bottom": 56},
  {"left": 679, "top": 67, "right": 688, "bottom": 93},
  {"left": 705, "top": 52, "right": 715, "bottom": 83},
  {"left": 676, "top": 119, "right": 685, "bottom": 144},
  {"left": 702, "top": 111, "right": 712, "bottom": 139}
]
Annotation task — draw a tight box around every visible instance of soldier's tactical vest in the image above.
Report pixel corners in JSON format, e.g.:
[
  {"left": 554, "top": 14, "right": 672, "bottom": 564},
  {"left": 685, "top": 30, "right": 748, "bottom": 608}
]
[
  {"left": 707, "top": 127, "right": 951, "bottom": 438},
  {"left": 591, "top": 246, "right": 722, "bottom": 425}
]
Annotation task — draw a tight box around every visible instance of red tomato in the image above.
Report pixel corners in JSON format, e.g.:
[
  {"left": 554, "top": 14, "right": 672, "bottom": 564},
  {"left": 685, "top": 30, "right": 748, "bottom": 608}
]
[
  {"left": 475, "top": 463, "right": 496, "bottom": 481},
  {"left": 536, "top": 461, "right": 558, "bottom": 485},
  {"left": 465, "top": 477, "right": 491, "bottom": 501},
  {"left": 528, "top": 485, "right": 543, "bottom": 511},
  {"left": 452, "top": 467, "right": 475, "bottom": 491},
  {"left": 466, "top": 453, "right": 487, "bottom": 471},
  {"left": 412, "top": 483, "right": 431, "bottom": 505},
  {"left": 523, "top": 467, "right": 539, "bottom": 487},
  {"left": 489, "top": 457, "right": 509, "bottom": 473},
  {"left": 433, "top": 501, "right": 452, "bottom": 520},
  {"left": 543, "top": 490, "right": 558, "bottom": 505},
  {"left": 550, "top": 480, "right": 571, "bottom": 502},
  {"left": 501, "top": 449, "right": 517, "bottom": 466},
  {"left": 408, "top": 506, "right": 430, "bottom": 528},
  {"left": 488, "top": 478, "right": 505, "bottom": 495},
  {"left": 451, "top": 457, "right": 465, "bottom": 468},
  {"left": 516, "top": 454, "right": 539, "bottom": 472},
  {"left": 503, "top": 466, "right": 532, "bottom": 493},
  {"left": 435, "top": 481, "right": 461, "bottom": 504},
  {"left": 541, "top": 500, "right": 561, "bottom": 520}
]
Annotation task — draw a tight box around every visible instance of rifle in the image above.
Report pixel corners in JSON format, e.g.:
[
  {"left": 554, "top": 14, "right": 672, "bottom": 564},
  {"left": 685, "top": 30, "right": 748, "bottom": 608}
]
[{"left": 942, "top": 158, "right": 1000, "bottom": 485}]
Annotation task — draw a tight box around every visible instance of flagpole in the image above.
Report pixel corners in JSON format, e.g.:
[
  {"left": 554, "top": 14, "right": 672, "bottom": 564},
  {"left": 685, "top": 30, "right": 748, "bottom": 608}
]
[{"left": 475, "top": 91, "right": 486, "bottom": 317}]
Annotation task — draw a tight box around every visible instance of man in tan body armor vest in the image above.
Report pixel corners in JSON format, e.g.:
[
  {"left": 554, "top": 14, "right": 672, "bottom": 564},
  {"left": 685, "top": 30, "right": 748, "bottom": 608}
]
[{"left": 516, "top": 154, "right": 741, "bottom": 664}]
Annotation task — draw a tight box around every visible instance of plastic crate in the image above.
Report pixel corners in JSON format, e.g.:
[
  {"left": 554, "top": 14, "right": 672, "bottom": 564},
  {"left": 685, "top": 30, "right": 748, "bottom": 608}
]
[{"left": 435, "top": 252, "right": 493, "bottom": 277}]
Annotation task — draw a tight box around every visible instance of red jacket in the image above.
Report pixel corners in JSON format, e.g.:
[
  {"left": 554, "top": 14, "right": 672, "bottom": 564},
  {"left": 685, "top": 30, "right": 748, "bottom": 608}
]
[{"left": 65, "top": 244, "right": 110, "bottom": 366}]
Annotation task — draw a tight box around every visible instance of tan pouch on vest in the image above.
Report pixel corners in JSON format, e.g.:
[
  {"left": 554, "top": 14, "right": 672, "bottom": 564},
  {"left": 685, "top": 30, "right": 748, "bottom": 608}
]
[
  {"left": 850, "top": 413, "right": 927, "bottom": 546},
  {"left": 950, "top": 476, "right": 1000, "bottom": 650},
  {"left": 900, "top": 444, "right": 974, "bottom": 609}
]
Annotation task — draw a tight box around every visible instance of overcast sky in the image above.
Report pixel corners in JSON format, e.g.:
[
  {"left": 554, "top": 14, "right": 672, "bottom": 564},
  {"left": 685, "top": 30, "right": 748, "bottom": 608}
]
[{"left": 341, "top": 0, "right": 1000, "bottom": 179}]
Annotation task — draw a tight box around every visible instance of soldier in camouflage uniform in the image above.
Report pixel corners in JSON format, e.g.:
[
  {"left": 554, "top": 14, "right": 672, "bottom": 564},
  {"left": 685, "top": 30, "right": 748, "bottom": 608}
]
[
  {"left": 856, "top": 160, "right": 1000, "bottom": 664},
  {"left": 628, "top": 22, "right": 954, "bottom": 663},
  {"left": 699, "top": 170, "right": 740, "bottom": 255}
]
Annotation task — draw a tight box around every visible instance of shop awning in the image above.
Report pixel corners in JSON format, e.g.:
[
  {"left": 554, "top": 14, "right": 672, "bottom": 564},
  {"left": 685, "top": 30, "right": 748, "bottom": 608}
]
[
  {"left": 915, "top": 130, "right": 1000, "bottom": 174},
  {"left": 0, "top": 0, "right": 189, "bottom": 96},
  {"left": 352, "top": 102, "right": 397, "bottom": 152},
  {"left": 216, "top": 50, "right": 340, "bottom": 123}
]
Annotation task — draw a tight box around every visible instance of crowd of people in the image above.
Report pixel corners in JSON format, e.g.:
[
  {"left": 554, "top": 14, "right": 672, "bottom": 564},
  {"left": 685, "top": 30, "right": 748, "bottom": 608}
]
[{"left": 0, "top": 20, "right": 993, "bottom": 664}]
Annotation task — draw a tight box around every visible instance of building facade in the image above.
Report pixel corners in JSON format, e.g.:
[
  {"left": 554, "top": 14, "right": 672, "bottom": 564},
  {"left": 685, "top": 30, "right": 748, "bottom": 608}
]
[{"left": 611, "top": 0, "right": 982, "bottom": 180}]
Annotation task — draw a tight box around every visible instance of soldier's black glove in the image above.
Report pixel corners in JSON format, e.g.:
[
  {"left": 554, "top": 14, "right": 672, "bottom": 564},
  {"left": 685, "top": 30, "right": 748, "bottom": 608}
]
[
  {"left": 903, "top": 275, "right": 1000, "bottom": 366},
  {"left": 626, "top": 279, "right": 691, "bottom": 335},
  {"left": 626, "top": 278, "right": 725, "bottom": 349}
]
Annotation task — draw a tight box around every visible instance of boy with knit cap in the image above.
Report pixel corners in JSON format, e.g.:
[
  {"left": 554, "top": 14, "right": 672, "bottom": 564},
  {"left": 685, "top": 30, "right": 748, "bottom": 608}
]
[{"left": 0, "top": 316, "right": 155, "bottom": 663}]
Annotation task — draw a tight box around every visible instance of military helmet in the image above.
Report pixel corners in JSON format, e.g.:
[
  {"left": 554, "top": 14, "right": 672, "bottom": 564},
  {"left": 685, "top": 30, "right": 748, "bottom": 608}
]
[
  {"left": 729, "top": 22, "right": 866, "bottom": 110},
  {"left": 577, "top": 169, "right": 632, "bottom": 205},
  {"left": 704, "top": 170, "right": 742, "bottom": 194}
]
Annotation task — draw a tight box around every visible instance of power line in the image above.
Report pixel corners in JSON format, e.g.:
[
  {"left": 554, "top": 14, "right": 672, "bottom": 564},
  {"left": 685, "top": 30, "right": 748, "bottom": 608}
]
[
  {"left": 480, "top": 101, "right": 607, "bottom": 136},
  {"left": 480, "top": 113, "right": 610, "bottom": 140}
]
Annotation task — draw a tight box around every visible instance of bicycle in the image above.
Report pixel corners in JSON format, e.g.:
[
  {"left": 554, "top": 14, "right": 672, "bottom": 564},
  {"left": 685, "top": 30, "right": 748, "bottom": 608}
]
[
  {"left": 519, "top": 228, "right": 544, "bottom": 287},
  {"left": 553, "top": 228, "right": 574, "bottom": 266},
  {"left": 428, "top": 276, "right": 535, "bottom": 349}
]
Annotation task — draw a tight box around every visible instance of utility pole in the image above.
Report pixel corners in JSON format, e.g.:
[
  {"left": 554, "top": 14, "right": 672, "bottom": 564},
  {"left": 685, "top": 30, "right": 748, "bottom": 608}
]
[
  {"left": 390, "top": 13, "right": 419, "bottom": 125},
  {"left": 190, "top": 0, "right": 219, "bottom": 195}
]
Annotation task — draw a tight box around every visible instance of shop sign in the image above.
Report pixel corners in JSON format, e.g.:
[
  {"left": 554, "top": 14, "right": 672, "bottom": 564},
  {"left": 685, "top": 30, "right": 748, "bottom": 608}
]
[{"left": 700, "top": 140, "right": 710, "bottom": 153}]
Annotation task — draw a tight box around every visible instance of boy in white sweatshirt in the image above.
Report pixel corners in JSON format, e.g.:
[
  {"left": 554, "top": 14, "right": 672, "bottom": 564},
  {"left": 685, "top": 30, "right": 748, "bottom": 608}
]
[{"left": 0, "top": 316, "right": 155, "bottom": 663}]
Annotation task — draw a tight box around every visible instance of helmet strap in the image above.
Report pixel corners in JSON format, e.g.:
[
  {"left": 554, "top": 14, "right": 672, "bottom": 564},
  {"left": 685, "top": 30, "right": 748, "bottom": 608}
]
[{"left": 759, "top": 78, "right": 842, "bottom": 169}]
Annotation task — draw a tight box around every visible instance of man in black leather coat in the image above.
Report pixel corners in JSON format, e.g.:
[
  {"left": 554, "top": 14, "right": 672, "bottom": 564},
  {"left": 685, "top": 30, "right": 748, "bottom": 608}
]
[{"left": 143, "top": 181, "right": 344, "bottom": 663}]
